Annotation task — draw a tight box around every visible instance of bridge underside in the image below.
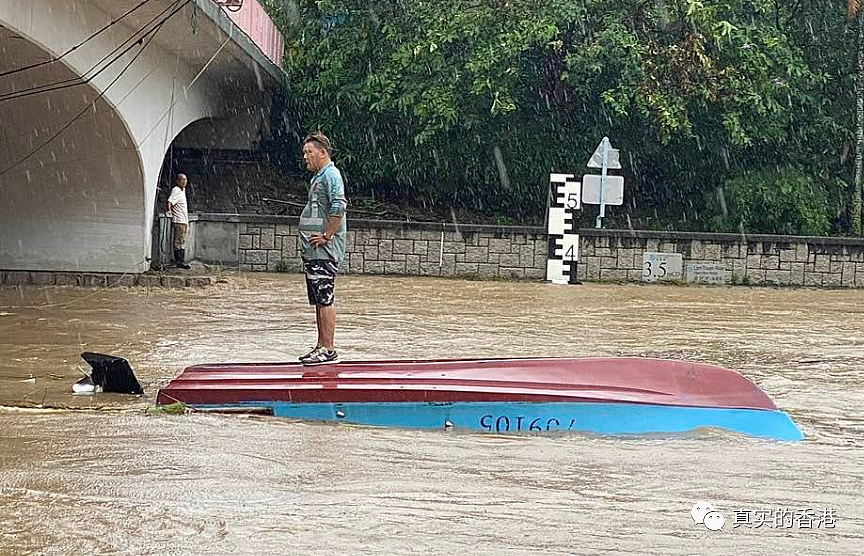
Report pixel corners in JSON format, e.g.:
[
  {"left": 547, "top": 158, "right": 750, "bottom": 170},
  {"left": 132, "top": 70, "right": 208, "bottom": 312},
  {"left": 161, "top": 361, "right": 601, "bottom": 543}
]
[
  {"left": 0, "top": 25, "right": 146, "bottom": 271},
  {"left": 0, "top": 0, "right": 285, "bottom": 273}
]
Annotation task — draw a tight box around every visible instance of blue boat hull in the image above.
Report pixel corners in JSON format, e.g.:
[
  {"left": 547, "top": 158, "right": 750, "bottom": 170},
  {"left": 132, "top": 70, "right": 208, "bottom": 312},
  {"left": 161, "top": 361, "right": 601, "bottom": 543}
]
[{"left": 200, "top": 401, "right": 804, "bottom": 441}]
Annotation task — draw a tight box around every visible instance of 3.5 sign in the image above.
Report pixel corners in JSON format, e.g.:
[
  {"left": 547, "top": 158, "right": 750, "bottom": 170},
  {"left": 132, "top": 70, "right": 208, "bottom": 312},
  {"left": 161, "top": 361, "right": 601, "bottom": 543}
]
[{"left": 642, "top": 252, "right": 683, "bottom": 282}]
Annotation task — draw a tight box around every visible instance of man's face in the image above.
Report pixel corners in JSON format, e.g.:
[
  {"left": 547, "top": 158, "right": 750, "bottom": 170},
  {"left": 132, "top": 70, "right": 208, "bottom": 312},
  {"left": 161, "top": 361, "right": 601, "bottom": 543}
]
[
  {"left": 177, "top": 174, "right": 187, "bottom": 189},
  {"left": 303, "top": 142, "right": 326, "bottom": 172}
]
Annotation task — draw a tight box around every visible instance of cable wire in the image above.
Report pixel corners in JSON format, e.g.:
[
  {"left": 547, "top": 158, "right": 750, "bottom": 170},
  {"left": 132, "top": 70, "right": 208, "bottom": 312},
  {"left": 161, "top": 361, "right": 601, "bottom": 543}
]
[
  {"left": 0, "top": 0, "right": 156, "bottom": 79},
  {"left": 0, "top": 0, "right": 186, "bottom": 104},
  {"left": 0, "top": 0, "right": 192, "bottom": 179}
]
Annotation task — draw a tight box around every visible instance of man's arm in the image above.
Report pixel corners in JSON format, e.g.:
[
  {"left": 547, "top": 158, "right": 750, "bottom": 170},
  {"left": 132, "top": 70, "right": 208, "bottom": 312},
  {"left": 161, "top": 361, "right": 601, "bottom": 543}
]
[
  {"left": 310, "top": 215, "right": 343, "bottom": 247},
  {"left": 166, "top": 187, "right": 180, "bottom": 214},
  {"left": 322, "top": 215, "right": 343, "bottom": 240}
]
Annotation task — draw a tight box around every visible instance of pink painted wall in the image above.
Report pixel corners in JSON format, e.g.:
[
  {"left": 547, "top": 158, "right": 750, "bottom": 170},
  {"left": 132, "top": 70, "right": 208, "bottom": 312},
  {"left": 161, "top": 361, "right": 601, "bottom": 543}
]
[{"left": 217, "top": 0, "right": 284, "bottom": 68}]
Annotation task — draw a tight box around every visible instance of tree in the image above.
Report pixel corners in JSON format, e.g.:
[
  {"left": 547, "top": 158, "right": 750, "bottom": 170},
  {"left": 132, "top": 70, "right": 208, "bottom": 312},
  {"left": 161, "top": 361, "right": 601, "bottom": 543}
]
[
  {"left": 260, "top": 0, "right": 850, "bottom": 233},
  {"left": 850, "top": 0, "right": 864, "bottom": 234}
]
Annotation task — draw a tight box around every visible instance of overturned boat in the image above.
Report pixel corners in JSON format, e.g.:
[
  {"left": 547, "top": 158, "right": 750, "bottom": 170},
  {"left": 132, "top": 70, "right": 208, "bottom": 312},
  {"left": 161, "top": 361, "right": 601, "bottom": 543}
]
[{"left": 156, "top": 357, "right": 803, "bottom": 441}]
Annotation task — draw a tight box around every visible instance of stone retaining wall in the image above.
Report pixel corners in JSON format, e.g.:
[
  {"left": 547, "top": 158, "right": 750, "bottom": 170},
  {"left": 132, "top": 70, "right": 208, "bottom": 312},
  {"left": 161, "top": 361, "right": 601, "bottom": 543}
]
[
  {"left": 0, "top": 271, "right": 212, "bottom": 288},
  {"left": 233, "top": 220, "right": 548, "bottom": 279},
  {"left": 189, "top": 214, "right": 864, "bottom": 288},
  {"left": 578, "top": 232, "right": 864, "bottom": 287},
  {"left": 8, "top": 214, "right": 862, "bottom": 288}
]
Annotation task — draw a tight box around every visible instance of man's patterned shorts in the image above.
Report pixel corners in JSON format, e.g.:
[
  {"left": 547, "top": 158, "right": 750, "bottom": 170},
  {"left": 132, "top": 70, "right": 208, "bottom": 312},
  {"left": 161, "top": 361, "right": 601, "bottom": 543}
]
[{"left": 304, "top": 259, "right": 338, "bottom": 306}]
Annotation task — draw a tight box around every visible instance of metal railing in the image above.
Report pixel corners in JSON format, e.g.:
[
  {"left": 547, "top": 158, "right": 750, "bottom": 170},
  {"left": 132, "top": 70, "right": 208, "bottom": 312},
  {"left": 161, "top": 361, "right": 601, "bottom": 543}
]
[{"left": 212, "top": 0, "right": 284, "bottom": 67}]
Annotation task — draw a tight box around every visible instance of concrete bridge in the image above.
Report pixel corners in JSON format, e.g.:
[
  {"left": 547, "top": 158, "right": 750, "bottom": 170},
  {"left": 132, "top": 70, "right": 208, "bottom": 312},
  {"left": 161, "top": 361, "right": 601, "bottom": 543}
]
[{"left": 0, "top": 0, "right": 287, "bottom": 273}]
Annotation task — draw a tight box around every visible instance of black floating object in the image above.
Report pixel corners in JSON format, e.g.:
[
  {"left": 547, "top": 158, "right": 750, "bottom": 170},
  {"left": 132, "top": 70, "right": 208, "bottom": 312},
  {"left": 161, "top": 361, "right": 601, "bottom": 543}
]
[{"left": 80, "top": 352, "right": 144, "bottom": 395}]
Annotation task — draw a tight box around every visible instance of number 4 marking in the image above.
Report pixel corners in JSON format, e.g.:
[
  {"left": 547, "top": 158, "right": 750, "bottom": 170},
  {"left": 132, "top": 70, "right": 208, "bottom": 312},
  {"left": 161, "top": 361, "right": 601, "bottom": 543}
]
[{"left": 560, "top": 234, "right": 578, "bottom": 262}]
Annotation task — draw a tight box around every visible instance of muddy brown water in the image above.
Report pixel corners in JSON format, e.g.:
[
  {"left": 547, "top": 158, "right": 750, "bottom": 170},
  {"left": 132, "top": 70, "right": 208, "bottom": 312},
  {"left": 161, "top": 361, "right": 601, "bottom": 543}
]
[{"left": 1, "top": 274, "right": 862, "bottom": 555}]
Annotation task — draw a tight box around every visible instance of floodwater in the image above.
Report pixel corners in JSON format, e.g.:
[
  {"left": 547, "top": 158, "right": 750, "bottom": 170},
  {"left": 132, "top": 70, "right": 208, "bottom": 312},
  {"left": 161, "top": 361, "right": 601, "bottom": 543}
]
[{"left": 1, "top": 274, "right": 862, "bottom": 555}]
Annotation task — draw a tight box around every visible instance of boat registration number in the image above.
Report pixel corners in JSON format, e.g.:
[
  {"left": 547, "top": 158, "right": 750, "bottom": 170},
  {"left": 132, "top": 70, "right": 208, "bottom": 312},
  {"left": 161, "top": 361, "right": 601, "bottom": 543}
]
[{"left": 479, "top": 415, "right": 577, "bottom": 432}]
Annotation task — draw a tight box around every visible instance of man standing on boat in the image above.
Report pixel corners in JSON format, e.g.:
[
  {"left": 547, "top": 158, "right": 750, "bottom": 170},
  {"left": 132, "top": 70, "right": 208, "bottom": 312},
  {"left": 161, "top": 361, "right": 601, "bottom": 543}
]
[{"left": 298, "top": 133, "right": 348, "bottom": 365}]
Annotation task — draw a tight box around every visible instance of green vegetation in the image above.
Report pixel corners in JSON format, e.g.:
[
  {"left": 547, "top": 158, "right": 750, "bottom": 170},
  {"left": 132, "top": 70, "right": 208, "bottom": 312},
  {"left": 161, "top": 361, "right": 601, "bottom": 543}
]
[
  {"left": 145, "top": 402, "right": 189, "bottom": 415},
  {"left": 261, "top": 0, "right": 861, "bottom": 235},
  {"left": 707, "top": 167, "right": 844, "bottom": 236}
]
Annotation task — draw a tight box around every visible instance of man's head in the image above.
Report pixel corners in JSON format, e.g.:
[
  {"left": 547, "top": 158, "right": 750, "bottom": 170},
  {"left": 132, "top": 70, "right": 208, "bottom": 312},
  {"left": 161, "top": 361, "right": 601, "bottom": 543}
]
[
  {"left": 176, "top": 173, "right": 187, "bottom": 189},
  {"left": 303, "top": 133, "right": 332, "bottom": 172}
]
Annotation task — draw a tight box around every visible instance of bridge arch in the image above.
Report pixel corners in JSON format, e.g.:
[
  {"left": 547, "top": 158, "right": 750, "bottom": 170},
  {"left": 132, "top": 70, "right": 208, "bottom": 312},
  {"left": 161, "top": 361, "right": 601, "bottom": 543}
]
[{"left": 0, "top": 0, "right": 286, "bottom": 272}]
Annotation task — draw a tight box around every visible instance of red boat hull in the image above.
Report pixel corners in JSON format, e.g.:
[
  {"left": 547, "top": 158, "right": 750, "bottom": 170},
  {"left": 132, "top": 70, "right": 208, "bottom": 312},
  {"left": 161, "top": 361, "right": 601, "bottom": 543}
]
[{"left": 156, "top": 357, "right": 778, "bottom": 410}]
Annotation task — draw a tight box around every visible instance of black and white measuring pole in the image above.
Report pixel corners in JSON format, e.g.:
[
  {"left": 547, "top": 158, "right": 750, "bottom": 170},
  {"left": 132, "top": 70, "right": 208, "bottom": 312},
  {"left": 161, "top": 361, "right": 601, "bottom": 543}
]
[{"left": 546, "top": 173, "right": 581, "bottom": 285}]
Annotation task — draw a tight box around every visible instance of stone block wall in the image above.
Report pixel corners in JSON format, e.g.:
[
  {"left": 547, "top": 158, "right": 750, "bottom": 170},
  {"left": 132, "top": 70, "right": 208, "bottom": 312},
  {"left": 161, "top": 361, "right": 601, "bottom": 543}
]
[
  {"left": 231, "top": 218, "right": 549, "bottom": 279},
  {"left": 189, "top": 214, "right": 864, "bottom": 288},
  {"left": 576, "top": 231, "right": 864, "bottom": 287},
  {"left": 0, "top": 271, "right": 211, "bottom": 287}
]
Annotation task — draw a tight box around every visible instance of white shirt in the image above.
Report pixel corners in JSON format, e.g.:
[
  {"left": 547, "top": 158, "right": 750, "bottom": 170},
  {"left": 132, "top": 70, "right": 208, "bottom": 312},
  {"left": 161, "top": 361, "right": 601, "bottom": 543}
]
[{"left": 167, "top": 186, "right": 188, "bottom": 224}]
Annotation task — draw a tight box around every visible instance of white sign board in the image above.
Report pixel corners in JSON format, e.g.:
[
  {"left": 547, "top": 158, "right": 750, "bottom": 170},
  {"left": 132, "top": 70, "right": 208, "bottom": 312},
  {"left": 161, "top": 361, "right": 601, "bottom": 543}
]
[
  {"left": 642, "top": 252, "right": 683, "bottom": 282},
  {"left": 685, "top": 263, "right": 729, "bottom": 284},
  {"left": 582, "top": 175, "right": 624, "bottom": 205},
  {"left": 587, "top": 139, "right": 621, "bottom": 169}
]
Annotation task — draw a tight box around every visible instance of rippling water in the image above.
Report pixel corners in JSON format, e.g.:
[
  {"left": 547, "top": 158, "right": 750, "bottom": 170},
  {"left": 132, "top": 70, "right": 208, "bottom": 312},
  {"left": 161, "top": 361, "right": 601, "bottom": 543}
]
[{"left": 1, "top": 274, "right": 863, "bottom": 555}]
